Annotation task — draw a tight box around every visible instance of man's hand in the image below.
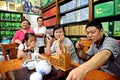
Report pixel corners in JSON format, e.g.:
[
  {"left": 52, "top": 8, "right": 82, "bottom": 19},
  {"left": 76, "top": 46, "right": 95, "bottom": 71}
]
[
  {"left": 76, "top": 41, "right": 84, "bottom": 50},
  {"left": 66, "top": 66, "right": 86, "bottom": 80}
]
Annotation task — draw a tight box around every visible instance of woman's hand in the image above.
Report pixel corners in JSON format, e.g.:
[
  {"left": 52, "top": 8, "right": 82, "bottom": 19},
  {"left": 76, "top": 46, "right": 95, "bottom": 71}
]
[
  {"left": 46, "top": 37, "right": 53, "bottom": 46},
  {"left": 58, "top": 34, "right": 64, "bottom": 43}
]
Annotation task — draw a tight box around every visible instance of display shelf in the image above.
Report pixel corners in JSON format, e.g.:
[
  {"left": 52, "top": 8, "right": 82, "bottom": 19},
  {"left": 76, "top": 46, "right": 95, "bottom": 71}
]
[
  {"left": 42, "top": 6, "right": 56, "bottom": 20},
  {"left": 42, "top": 0, "right": 120, "bottom": 38},
  {"left": 93, "top": 0, "right": 112, "bottom": 5},
  {"left": 94, "top": 15, "right": 120, "bottom": 22},
  {"left": 60, "top": 4, "right": 88, "bottom": 16},
  {"left": 66, "top": 35, "right": 86, "bottom": 37},
  {"left": 59, "top": 0, "right": 89, "bottom": 36},
  {"left": 42, "top": 1, "right": 55, "bottom": 12},
  {"left": 58, "top": 0, "right": 66, "bottom": 4},
  {"left": 61, "top": 20, "right": 88, "bottom": 26},
  {"left": 0, "top": 10, "right": 23, "bottom": 42},
  {"left": 0, "top": 28, "right": 19, "bottom": 30},
  {"left": 0, "top": 20, "right": 21, "bottom": 22},
  {"left": 91, "top": 0, "right": 120, "bottom": 38},
  {"left": 43, "top": 15, "right": 56, "bottom": 21}
]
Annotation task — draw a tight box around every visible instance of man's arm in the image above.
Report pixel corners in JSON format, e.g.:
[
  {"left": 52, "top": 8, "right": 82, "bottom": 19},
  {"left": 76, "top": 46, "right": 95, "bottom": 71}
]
[
  {"left": 77, "top": 49, "right": 91, "bottom": 60},
  {"left": 66, "top": 50, "right": 112, "bottom": 80},
  {"left": 35, "top": 33, "right": 44, "bottom": 38}
]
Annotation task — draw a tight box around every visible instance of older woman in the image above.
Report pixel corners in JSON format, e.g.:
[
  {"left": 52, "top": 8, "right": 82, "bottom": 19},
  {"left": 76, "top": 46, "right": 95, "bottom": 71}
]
[
  {"left": 46, "top": 24, "right": 79, "bottom": 63},
  {"left": 13, "top": 19, "right": 34, "bottom": 44}
]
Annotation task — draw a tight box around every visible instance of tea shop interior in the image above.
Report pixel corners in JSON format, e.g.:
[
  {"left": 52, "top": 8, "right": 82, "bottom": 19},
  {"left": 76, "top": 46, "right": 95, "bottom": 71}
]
[{"left": 0, "top": 0, "right": 120, "bottom": 80}]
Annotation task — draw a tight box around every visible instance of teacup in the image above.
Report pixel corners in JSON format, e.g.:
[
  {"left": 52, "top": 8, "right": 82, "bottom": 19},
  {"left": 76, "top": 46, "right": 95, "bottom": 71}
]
[{"left": 31, "top": 52, "right": 39, "bottom": 60}]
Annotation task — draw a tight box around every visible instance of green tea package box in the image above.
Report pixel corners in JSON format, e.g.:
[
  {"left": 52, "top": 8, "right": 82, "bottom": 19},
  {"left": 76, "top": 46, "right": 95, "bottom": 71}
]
[
  {"left": 114, "top": 21, "right": 120, "bottom": 36},
  {"left": 115, "top": 0, "right": 120, "bottom": 15},
  {"left": 94, "top": 1, "right": 114, "bottom": 18},
  {"left": 102, "top": 22, "right": 109, "bottom": 36}
]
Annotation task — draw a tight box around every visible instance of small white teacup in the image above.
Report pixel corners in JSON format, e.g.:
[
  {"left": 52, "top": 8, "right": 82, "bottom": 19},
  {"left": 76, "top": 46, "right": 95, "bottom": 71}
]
[{"left": 31, "top": 52, "right": 39, "bottom": 60}]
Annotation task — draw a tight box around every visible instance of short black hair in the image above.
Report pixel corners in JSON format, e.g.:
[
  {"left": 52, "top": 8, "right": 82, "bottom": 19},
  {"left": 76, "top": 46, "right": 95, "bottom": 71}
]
[
  {"left": 53, "top": 24, "right": 65, "bottom": 37},
  {"left": 86, "top": 20, "right": 103, "bottom": 30},
  {"left": 37, "top": 17, "right": 43, "bottom": 21},
  {"left": 22, "top": 19, "right": 30, "bottom": 25},
  {"left": 22, "top": 18, "right": 31, "bottom": 25},
  {"left": 22, "top": 33, "right": 36, "bottom": 43}
]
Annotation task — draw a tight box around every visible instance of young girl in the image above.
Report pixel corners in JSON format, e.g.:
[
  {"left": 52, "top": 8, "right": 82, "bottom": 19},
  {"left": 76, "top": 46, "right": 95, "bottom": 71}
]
[{"left": 17, "top": 33, "right": 36, "bottom": 59}]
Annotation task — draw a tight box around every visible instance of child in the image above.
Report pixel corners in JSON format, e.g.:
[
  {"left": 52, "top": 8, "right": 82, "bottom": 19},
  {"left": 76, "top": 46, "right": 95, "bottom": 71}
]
[{"left": 17, "top": 33, "right": 36, "bottom": 59}]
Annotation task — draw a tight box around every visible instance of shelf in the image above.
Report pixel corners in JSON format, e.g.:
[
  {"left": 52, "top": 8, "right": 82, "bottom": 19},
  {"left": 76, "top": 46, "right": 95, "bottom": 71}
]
[
  {"left": 66, "top": 35, "right": 86, "bottom": 37},
  {"left": 0, "top": 10, "right": 23, "bottom": 14},
  {"left": 43, "top": 15, "right": 56, "bottom": 20},
  {"left": 0, "top": 20, "right": 21, "bottom": 22},
  {"left": 61, "top": 20, "right": 88, "bottom": 26},
  {"left": 42, "top": 1, "right": 55, "bottom": 12},
  {"left": 59, "top": 0, "right": 72, "bottom": 5},
  {"left": 93, "top": 0, "right": 112, "bottom": 5},
  {"left": 58, "top": 0, "right": 65, "bottom": 4},
  {"left": 60, "top": 4, "right": 88, "bottom": 16},
  {"left": 94, "top": 14, "right": 120, "bottom": 22},
  {"left": 45, "top": 25, "right": 56, "bottom": 28},
  {"left": 0, "top": 28, "right": 19, "bottom": 30},
  {"left": 0, "top": 10, "right": 23, "bottom": 43},
  {"left": 41, "top": 0, "right": 120, "bottom": 38}
]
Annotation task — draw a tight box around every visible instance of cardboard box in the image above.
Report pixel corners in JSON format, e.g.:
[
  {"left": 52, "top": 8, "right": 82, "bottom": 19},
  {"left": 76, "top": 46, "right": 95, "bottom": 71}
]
[
  {"left": 0, "top": 1, "right": 7, "bottom": 10},
  {"left": 7, "top": 2, "right": 16, "bottom": 11},
  {"left": 74, "top": 25, "right": 80, "bottom": 35},
  {"left": 94, "top": 1, "right": 114, "bottom": 18},
  {"left": 114, "top": 21, "right": 120, "bottom": 36},
  {"left": 64, "top": 26, "right": 69, "bottom": 35},
  {"left": 115, "top": 0, "right": 120, "bottom": 15},
  {"left": 102, "top": 22, "right": 109, "bottom": 36},
  {"left": 76, "top": 7, "right": 89, "bottom": 22},
  {"left": 80, "top": 7, "right": 89, "bottom": 21},
  {"left": 15, "top": 3, "right": 23, "bottom": 12},
  {"left": 75, "top": 10, "right": 80, "bottom": 22},
  {"left": 60, "top": 4, "right": 66, "bottom": 13},
  {"left": 76, "top": 0, "right": 88, "bottom": 7}
]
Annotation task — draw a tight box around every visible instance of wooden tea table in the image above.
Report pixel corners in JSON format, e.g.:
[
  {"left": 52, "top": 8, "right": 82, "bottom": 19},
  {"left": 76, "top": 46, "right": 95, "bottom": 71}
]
[{"left": 0, "top": 54, "right": 120, "bottom": 80}]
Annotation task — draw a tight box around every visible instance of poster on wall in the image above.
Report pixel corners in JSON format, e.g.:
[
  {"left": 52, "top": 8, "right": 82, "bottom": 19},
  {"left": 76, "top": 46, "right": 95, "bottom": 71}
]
[
  {"left": 21, "top": 0, "right": 41, "bottom": 14},
  {"left": 23, "top": 14, "right": 40, "bottom": 29}
]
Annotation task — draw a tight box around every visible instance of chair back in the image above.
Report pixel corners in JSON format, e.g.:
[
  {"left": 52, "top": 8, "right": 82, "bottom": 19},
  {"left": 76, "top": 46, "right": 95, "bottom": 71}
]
[{"left": 1, "top": 43, "right": 18, "bottom": 61}]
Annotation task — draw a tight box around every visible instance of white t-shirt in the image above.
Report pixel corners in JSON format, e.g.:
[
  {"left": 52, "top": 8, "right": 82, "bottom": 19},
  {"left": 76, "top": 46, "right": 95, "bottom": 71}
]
[
  {"left": 33, "top": 26, "right": 46, "bottom": 47},
  {"left": 18, "top": 43, "right": 27, "bottom": 50},
  {"left": 18, "top": 43, "right": 34, "bottom": 53}
]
